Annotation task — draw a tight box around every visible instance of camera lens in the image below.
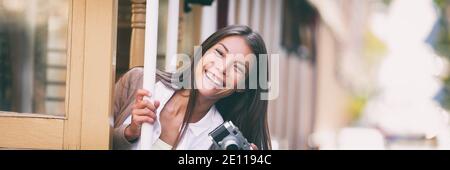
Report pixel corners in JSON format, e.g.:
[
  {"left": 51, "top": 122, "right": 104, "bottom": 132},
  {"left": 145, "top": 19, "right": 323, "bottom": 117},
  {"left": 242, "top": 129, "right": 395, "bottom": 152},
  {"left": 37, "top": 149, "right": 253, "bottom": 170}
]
[
  {"left": 222, "top": 137, "right": 240, "bottom": 150},
  {"left": 226, "top": 144, "right": 239, "bottom": 150}
]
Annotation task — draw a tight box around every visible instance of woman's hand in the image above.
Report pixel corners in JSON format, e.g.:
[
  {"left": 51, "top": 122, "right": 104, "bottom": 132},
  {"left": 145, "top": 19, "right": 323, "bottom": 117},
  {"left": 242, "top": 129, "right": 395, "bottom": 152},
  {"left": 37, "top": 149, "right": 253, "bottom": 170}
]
[
  {"left": 124, "top": 89, "right": 160, "bottom": 142},
  {"left": 250, "top": 143, "right": 258, "bottom": 150}
]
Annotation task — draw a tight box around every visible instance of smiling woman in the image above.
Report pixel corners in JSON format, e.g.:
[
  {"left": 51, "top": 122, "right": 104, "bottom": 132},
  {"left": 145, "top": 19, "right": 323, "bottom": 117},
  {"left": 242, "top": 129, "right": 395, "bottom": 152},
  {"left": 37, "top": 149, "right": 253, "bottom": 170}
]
[{"left": 113, "top": 25, "right": 271, "bottom": 150}]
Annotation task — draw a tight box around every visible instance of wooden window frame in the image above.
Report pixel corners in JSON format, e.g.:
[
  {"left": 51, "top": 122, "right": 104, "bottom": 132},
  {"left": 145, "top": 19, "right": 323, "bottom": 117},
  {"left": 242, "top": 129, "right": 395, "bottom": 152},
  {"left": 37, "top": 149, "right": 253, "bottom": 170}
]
[{"left": 0, "top": 0, "right": 118, "bottom": 150}]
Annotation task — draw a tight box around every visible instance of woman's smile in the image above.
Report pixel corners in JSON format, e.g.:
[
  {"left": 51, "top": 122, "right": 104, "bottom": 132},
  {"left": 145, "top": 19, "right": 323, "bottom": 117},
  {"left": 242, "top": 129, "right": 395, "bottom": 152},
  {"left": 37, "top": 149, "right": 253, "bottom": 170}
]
[{"left": 204, "top": 69, "right": 223, "bottom": 88}]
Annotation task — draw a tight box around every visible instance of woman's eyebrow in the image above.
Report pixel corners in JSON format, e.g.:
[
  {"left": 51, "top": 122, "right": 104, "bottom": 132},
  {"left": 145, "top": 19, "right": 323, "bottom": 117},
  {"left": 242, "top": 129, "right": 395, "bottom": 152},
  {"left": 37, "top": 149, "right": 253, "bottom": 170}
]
[{"left": 218, "top": 43, "right": 229, "bottom": 53}]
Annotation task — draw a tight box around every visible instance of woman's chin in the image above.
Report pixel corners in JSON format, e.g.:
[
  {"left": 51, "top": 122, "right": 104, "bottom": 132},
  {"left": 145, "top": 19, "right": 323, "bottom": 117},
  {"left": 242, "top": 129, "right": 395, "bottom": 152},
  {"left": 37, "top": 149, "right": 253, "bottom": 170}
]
[
  {"left": 198, "top": 87, "right": 236, "bottom": 101},
  {"left": 197, "top": 88, "right": 219, "bottom": 98},
  {"left": 195, "top": 75, "right": 234, "bottom": 99}
]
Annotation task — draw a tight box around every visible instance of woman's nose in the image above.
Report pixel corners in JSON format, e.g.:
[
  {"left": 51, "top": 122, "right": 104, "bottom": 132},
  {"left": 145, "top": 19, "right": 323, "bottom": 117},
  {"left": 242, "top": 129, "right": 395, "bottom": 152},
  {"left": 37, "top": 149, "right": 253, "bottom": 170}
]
[
  {"left": 223, "top": 57, "right": 237, "bottom": 76},
  {"left": 211, "top": 59, "right": 228, "bottom": 77},
  {"left": 217, "top": 63, "right": 227, "bottom": 77}
]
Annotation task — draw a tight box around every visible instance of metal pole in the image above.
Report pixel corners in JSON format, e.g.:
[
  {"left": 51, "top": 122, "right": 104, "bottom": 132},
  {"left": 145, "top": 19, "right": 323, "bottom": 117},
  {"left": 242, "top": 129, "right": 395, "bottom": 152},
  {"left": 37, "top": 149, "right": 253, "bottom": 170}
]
[
  {"left": 139, "top": 0, "right": 159, "bottom": 150},
  {"left": 165, "top": 0, "right": 180, "bottom": 72}
]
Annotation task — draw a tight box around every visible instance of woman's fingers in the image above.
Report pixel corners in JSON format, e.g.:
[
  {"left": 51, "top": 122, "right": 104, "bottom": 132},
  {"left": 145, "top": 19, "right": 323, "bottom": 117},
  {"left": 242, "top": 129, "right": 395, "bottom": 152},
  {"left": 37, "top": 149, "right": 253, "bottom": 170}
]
[
  {"left": 131, "top": 99, "right": 160, "bottom": 127},
  {"left": 128, "top": 111, "right": 155, "bottom": 141},
  {"left": 133, "top": 99, "right": 147, "bottom": 109},
  {"left": 133, "top": 115, "right": 155, "bottom": 125},
  {"left": 131, "top": 89, "right": 160, "bottom": 128},
  {"left": 135, "top": 89, "right": 151, "bottom": 103},
  {"left": 154, "top": 100, "right": 160, "bottom": 110},
  {"left": 132, "top": 108, "right": 156, "bottom": 119},
  {"left": 144, "top": 100, "right": 160, "bottom": 111},
  {"left": 134, "top": 99, "right": 160, "bottom": 111}
]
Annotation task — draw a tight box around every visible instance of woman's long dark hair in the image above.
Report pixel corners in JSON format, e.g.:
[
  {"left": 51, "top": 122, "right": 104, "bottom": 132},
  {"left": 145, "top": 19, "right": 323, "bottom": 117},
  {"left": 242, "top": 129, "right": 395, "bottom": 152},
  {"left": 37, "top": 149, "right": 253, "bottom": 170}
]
[{"left": 159, "top": 25, "right": 271, "bottom": 150}]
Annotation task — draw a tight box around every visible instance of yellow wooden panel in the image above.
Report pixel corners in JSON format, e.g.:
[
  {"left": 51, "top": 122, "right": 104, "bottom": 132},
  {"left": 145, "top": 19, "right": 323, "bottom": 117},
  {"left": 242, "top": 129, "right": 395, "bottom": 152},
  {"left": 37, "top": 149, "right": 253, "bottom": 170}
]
[
  {"left": 81, "top": 0, "right": 117, "bottom": 150},
  {"left": 0, "top": 113, "right": 64, "bottom": 149},
  {"left": 63, "top": 0, "right": 86, "bottom": 150}
]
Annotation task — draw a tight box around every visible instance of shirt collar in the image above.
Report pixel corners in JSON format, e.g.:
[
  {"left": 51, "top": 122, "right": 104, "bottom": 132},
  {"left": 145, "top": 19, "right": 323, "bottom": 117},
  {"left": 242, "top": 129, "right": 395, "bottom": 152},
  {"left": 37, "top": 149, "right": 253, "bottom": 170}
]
[
  {"left": 154, "top": 81, "right": 222, "bottom": 137},
  {"left": 188, "top": 105, "right": 219, "bottom": 136},
  {"left": 154, "top": 81, "right": 175, "bottom": 117}
]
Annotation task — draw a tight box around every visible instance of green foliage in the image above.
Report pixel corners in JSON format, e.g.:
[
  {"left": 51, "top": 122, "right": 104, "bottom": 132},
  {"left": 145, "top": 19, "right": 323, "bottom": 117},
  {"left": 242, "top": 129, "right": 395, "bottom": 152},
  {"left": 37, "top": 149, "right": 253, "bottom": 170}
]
[
  {"left": 431, "top": 0, "right": 450, "bottom": 59},
  {"left": 348, "top": 95, "right": 369, "bottom": 122},
  {"left": 431, "top": 0, "right": 450, "bottom": 113},
  {"left": 382, "top": 0, "right": 393, "bottom": 6},
  {"left": 363, "top": 30, "right": 387, "bottom": 64}
]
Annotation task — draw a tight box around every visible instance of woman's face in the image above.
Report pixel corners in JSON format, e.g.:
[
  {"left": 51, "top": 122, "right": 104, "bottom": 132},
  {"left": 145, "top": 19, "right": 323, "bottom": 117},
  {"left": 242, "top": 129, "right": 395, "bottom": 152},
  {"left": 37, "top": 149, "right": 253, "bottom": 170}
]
[{"left": 194, "top": 36, "right": 255, "bottom": 100}]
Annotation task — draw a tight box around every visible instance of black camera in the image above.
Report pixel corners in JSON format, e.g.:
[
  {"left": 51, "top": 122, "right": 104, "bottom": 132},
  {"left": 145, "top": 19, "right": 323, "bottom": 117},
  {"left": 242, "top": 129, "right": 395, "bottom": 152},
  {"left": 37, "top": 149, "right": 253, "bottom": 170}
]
[{"left": 208, "top": 121, "right": 252, "bottom": 150}]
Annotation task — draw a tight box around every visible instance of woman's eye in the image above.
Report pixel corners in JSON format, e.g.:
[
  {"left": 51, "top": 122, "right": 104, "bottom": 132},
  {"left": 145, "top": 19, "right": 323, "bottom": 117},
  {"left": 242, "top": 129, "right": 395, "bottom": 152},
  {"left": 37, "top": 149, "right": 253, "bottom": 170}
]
[{"left": 215, "top": 49, "right": 224, "bottom": 57}]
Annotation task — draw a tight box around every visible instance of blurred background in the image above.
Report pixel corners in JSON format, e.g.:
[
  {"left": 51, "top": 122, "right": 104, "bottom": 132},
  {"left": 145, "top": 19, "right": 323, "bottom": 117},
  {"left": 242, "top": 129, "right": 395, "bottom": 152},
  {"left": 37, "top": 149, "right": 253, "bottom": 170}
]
[{"left": 1, "top": 0, "right": 450, "bottom": 150}]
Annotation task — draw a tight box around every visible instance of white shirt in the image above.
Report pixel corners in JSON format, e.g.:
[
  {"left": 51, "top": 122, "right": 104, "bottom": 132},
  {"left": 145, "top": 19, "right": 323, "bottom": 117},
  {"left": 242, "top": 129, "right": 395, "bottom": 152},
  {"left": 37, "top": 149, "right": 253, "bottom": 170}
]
[{"left": 113, "top": 82, "right": 224, "bottom": 150}]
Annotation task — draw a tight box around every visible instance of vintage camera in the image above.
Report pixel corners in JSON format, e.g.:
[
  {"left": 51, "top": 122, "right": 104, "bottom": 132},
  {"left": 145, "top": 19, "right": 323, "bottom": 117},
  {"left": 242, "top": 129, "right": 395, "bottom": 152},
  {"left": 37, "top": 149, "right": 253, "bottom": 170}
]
[{"left": 208, "top": 121, "right": 252, "bottom": 150}]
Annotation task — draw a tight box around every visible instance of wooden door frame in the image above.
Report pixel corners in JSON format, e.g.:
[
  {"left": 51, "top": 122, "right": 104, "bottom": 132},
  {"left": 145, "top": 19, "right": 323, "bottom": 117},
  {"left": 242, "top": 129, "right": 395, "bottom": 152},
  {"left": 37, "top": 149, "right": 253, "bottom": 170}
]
[{"left": 0, "top": 0, "right": 118, "bottom": 150}]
